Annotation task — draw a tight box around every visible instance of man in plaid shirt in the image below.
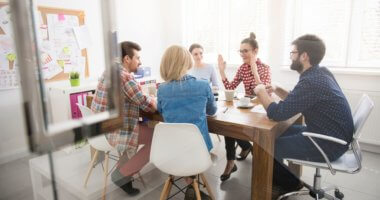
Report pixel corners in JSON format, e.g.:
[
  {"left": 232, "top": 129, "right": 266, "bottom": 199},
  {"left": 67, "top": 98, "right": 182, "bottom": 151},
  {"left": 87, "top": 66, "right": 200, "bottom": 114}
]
[{"left": 91, "top": 41, "right": 156, "bottom": 196}]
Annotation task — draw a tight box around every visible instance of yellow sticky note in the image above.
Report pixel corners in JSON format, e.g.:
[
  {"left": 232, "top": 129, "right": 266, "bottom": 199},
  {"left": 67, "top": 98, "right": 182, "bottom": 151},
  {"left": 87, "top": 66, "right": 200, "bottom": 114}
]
[
  {"left": 57, "top": 60, "right": 65, "bottom": 68},
  {"left": 63, "top": 47, "right": 70, "bottom": 55},
  {"left": 6, "top": 53, "right": 16, "bottom": 61}
]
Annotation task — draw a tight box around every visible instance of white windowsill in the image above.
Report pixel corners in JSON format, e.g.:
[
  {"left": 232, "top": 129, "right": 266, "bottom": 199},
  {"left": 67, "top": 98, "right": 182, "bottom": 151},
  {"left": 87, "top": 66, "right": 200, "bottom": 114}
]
[{"left": 280, "top": 66, "right": 380, "bottom": 76}]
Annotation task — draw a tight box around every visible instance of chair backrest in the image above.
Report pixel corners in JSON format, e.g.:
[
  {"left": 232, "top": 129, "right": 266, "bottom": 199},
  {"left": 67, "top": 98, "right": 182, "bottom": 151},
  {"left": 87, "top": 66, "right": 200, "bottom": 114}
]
[
  {"left": 352, "top": 94, "right": 374, "bottom": 140},
  {"left": 76, "top": 103, "right": 114, "bottom": 151},
  {"left": 150, "top": 123, "right": 212, "bottom": 177},
  {"left": 350, "top": 94, "right": 374, "bottom": 168}
]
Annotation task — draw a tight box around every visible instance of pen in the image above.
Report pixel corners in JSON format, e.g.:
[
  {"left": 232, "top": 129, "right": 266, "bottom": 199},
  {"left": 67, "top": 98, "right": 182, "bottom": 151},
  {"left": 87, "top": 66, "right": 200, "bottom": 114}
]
[{"left": 223, "top": 107, "right": 228, "bottom": 113}]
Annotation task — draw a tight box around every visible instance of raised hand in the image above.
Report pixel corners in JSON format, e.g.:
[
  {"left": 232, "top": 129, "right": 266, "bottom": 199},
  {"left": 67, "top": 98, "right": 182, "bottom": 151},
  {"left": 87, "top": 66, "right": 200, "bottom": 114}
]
[
  {"left": 250, "top": 52, "right": 258, "bottom": 73},
  {"left": 218, "top": 54, "right": 226, "bottom": 72}
]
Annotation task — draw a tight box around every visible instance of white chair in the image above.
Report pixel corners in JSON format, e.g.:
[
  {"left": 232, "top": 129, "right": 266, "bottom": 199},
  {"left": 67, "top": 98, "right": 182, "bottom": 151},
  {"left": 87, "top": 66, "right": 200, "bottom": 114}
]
[
  {"left": 278, "top": 94, "right": 374, "bottom": 200},
  {"left": 150, "top": 123, "right": 215, "bottom": 200},
  {"left": 77, "top": 104, "right": 145, "bottom": 200}
]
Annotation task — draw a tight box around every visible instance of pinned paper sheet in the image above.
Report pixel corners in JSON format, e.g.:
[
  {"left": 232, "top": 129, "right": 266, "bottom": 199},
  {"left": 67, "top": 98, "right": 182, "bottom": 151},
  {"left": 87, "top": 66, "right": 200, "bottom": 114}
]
[
  {"left": 0, "top": 6, "right": 11, "bottom": 35},
  {"left": 73, "top": 25, "right": 92, "bottom": 50},
  {"left": 63, "top": 46, "right": 71, "bottom": 55},
  {"left": 57, "top": 60, "right": 65, "bottom": 68}
]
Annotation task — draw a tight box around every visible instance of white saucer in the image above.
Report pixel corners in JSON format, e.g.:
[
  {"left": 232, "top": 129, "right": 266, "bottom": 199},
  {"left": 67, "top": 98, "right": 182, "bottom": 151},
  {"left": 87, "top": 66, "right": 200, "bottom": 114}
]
[{"left": 236, "top": 102, "right": 254, "bottom": 109}]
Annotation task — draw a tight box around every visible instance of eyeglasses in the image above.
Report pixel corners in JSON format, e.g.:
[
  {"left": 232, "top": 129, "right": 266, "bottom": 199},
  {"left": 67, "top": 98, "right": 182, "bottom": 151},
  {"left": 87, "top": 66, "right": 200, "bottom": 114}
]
[
  {"left": 238, "top": 49, "right": 252, "bottom": 54},
  {"left": 289, "top": 51, "right": 298, "bottom": 56}
]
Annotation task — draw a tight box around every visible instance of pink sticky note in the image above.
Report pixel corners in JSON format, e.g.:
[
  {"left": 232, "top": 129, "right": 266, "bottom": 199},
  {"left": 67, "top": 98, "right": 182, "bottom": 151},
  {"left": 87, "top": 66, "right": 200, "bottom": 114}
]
[{"left": 58, "top": 14, "right": 65, "bottom": 21}]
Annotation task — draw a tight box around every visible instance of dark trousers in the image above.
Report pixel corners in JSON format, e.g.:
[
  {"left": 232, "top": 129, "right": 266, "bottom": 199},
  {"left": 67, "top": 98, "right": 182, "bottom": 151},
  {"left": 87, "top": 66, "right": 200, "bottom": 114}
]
[
  {"left": 273, "top": 125, "right": 348, "bottom": 190},
  {"left": 224, "top": 136, "right": 252, "bottom": 160}
]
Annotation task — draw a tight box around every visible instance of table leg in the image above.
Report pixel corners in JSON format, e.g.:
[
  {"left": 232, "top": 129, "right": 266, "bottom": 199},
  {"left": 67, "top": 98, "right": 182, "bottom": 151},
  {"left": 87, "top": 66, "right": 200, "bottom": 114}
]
[{"left": 252, "top": 133, "right": 274, "bottom": 200}]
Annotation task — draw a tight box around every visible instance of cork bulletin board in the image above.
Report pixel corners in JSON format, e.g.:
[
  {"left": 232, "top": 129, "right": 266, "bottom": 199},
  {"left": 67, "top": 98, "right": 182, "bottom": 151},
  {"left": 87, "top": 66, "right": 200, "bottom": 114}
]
[{"left": 37, "top": 6, "right": 89, "bottom": 82}]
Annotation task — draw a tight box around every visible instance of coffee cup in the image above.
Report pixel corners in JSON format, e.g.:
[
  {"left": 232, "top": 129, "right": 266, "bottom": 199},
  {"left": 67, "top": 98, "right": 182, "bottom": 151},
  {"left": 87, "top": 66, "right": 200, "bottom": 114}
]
[
  {"left": 224, "top": 90, "right": 235, "bottom": 101},
  {"left": 239, "top": 97, "right": 250, "bottom": 106}
]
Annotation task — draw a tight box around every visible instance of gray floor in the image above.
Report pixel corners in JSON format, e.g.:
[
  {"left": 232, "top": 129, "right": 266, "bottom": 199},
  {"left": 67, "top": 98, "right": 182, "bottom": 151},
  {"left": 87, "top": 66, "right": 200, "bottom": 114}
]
[{"left": 1, "top": 135, "right": 380, "bottom": 200}]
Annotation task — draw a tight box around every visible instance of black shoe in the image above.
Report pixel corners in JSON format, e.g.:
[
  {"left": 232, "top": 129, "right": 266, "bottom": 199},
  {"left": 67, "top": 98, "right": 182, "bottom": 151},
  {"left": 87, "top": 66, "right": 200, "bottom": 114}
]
[
  {"left": 185, "top": 185, "right": 211, "bottom": 200},
  {"left": 200, "top": 190, "right": 211, "bottom": 200},
  {"left": 111, "top": 170, "right": 140, "bottom": 196},
  {"left": 184, "top": 185, "right": 195, "bottom": 200},
  {"left": 220, "top": 164, "right": 238, "bottom": 181},
  {"left": 236, "top": 146, "right": 252, "bottom": 161}
]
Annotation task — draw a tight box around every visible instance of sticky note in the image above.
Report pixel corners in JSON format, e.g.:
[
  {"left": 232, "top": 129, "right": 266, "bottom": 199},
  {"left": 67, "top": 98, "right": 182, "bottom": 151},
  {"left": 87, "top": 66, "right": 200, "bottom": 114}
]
[
  {"left": 57, "top": 60, "right": 65, "bottom": 68},
  {"left": 6, "top": 53, "right": 16, "bottom": 61},
  {"left": 63, "top": 47, "right": 70, "bottom": 55},
  {"left": 58, "top": 14, "right": 65, "bottom": 21}
]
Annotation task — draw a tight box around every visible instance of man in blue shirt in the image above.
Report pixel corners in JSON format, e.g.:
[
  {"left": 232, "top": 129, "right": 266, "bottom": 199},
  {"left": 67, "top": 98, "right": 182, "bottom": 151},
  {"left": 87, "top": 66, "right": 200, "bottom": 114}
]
[{"left": 254, "top": 34, "right": 354, "bottom": 195}]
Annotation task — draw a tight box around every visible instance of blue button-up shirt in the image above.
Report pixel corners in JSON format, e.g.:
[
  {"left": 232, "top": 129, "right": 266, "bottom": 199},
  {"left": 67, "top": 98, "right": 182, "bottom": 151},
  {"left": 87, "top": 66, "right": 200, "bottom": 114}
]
[
  {"left": 157, "top": 75, "right": 217, "bottom": 151},
  {"left": 267, "top": 65, "right": 354, "bottom": 143}
]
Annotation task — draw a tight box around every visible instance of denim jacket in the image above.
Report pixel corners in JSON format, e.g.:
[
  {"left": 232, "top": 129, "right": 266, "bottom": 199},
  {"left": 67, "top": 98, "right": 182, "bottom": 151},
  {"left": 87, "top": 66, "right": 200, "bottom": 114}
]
[{"left": 157, "top": 75, "right": 217, "bottom": 151}]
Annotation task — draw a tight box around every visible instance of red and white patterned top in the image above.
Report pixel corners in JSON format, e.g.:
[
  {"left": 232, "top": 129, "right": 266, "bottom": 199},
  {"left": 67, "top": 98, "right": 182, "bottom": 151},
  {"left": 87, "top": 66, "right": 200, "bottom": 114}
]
[{"left": 222, "top": 58, "right": 271, "bottom": 96}]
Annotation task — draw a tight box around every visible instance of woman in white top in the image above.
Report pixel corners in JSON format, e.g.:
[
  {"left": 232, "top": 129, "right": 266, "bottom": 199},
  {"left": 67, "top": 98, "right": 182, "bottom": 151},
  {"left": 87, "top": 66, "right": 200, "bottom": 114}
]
[{"left": 189, "top": 43, "right": 219, "bottom": 87}]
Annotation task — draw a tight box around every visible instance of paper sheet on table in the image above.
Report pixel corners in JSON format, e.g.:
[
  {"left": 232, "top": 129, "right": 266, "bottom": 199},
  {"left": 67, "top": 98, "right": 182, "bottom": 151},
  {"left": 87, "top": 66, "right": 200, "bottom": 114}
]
[
  {"left": 252, "top": 104, "right": 267, "bottom": 114},
  {"left": 73, "top": 25, "right": 92, "bottom": 50}
]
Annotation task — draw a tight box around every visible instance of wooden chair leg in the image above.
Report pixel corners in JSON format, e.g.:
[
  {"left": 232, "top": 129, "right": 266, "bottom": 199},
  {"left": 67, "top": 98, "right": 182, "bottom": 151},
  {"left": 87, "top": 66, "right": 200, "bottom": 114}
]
[
  {"left": 138, "top": 172, "right": 147, "bottom": 188},
  {"left": 84, "top": 150, "right": 99, "bottom": 187},
  {"left": 192, "top": 178, "right": 202, "bottom": 200},
  {"left": 200, "top": 173, "right": 215, "bottom": 200},
  {"left": 102, "top": 152, "right": 109, "bottom": 200},
  {"left": 160, "top": 176, "right": 172, "bottom": 200},
  {"left": 164, "top": 176, "right": 173, "bottom": 198}
]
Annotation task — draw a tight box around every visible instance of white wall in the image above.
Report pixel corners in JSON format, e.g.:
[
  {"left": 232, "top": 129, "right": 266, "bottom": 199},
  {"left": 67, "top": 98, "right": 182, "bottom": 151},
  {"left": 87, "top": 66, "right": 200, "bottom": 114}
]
[{"left": 115, "top": 0, "right": 182, "bottom": 81}]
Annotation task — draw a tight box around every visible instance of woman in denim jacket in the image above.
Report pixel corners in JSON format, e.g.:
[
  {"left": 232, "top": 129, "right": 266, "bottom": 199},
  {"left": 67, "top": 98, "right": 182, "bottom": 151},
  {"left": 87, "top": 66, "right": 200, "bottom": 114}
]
[{"left": 157, "top": 45, "right": 217, "bottom": 199}]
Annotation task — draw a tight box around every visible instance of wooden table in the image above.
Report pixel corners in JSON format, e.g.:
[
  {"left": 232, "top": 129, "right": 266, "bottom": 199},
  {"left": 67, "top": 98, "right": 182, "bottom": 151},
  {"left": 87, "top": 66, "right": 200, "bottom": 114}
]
[{"left": 142, "top": 100, "right": 302, "bottom": 200}]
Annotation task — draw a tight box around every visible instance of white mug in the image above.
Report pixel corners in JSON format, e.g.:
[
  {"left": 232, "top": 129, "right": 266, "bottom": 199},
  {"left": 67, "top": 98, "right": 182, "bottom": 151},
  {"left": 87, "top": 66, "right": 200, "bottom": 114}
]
[
  {"left": 239, "top": 97, "right": 250, "bottom": 106},
  {"left": 225, "top": 90, "right": 235, "bottom": 101}
]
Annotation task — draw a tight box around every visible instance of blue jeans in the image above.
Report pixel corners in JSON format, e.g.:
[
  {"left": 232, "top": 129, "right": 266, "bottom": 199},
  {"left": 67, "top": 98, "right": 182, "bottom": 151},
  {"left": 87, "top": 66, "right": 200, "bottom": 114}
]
[{"left": 273, "top": 125, "right": 348, "bottom": 190}]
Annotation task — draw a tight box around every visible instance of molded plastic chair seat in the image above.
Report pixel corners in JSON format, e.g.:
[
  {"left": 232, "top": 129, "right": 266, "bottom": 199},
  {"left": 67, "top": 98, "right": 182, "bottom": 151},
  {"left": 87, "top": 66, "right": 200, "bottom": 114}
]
[{"left": 150, "top": 123, "right": 215, "bottom": 200}]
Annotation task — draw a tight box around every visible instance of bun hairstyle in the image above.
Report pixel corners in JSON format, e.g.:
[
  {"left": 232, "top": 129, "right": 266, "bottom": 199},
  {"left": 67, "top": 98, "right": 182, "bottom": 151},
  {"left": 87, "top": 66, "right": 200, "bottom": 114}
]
[{"left": 241, "top": 32, "right": 258, "bottom": 49}]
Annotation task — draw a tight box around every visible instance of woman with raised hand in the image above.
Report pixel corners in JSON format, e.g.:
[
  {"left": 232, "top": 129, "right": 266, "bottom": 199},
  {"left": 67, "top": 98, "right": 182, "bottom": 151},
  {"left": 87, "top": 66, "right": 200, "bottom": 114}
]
[{"left": 218, "top": 32, "right": 271, "bottom": 182}]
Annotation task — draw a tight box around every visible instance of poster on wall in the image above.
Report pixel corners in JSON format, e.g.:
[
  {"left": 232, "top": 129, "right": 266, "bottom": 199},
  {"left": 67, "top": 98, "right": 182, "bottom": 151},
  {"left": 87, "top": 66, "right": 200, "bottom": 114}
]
[{"left": 0, "top": 5, "right": 19, "bottom": 90}]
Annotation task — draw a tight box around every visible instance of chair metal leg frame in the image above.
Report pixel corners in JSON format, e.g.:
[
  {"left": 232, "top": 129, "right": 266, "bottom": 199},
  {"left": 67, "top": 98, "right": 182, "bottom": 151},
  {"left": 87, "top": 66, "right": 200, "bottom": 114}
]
[
  {"left": 277, "top": 168, "right": 344, "bottom": 200},
  {"left": 159, "top": 174, "right": 215, "bottom": 200}
]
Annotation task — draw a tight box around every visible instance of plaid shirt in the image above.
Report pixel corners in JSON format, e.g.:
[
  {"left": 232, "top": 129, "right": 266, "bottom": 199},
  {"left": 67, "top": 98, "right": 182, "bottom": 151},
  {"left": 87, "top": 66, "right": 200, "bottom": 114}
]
[
  {"left": 91, "top": 67, "right": 156, "bottom": 153},
  {"left": 222, "top": 58, "right": 271, "bottom": 96}
]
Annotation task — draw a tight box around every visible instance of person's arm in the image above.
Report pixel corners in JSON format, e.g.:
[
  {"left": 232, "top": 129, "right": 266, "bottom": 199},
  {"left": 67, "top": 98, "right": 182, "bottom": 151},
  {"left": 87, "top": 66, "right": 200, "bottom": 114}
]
[
  {"left": 273, "top": 85, "right": 289, "bottom": 100},
  {"left": 122, "top": 79, "right": 156, "bottom": 112},
  {"left": 206, "top": 85, "right": 217, "bottom": 115},
  {"left": 254, "top": 84, "right": 275, "bottom": 110},
  {"left": 265, "top": 80, "right": 318, "bottom": 121},
  {"left": 221, "top": 65, "right": 243, "bottom": 90}
]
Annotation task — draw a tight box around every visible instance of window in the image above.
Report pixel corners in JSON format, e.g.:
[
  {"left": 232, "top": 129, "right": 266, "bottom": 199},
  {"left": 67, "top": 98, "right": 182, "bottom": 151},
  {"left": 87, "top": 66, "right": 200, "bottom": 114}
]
[
  {"left": 284, "top": 0, "right": 380, "bottom": 68},
  {"left": 182, "top": 0, "right": 268, "bottom": 65}
]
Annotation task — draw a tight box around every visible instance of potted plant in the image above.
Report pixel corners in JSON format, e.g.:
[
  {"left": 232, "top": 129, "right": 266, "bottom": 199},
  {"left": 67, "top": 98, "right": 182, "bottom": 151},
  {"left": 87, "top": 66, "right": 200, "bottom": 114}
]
[{"left": 69, "top": 71, "right": 80, "bottom": 87}]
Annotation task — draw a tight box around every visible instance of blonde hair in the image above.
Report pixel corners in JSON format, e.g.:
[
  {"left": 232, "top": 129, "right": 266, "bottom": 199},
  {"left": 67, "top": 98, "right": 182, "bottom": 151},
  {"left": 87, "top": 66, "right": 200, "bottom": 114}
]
[{"left": 160, "top": 45, "right": 193, "bottom": 81}]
